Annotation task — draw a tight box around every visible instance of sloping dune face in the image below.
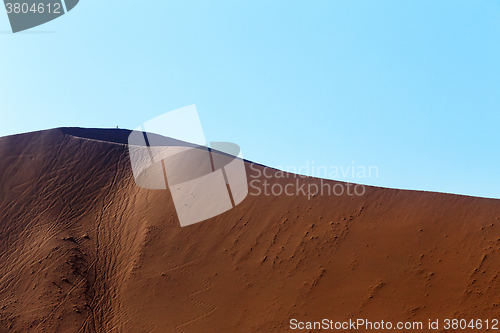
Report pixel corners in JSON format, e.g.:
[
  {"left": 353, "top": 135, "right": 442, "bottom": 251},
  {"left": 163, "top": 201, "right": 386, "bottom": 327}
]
[{"left": 0, "top": 128, "right": 499, "bottom": 333}]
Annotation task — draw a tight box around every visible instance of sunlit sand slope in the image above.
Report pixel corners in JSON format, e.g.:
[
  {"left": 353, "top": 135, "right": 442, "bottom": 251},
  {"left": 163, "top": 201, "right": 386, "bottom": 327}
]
[{"left": 0, "top": 128, "right": 499, "bottom": 332}]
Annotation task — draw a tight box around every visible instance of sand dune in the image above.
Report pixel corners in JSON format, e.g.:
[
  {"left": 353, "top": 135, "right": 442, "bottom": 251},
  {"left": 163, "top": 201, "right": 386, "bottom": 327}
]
[{"left": 0, "top": 128, "right": 499, "bottom": 332}]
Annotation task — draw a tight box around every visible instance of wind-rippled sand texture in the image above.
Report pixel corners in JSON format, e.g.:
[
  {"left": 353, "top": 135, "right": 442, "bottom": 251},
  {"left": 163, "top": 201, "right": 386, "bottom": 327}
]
[{"left": 0, "top": 128, "right": 499, "bottom": 332}]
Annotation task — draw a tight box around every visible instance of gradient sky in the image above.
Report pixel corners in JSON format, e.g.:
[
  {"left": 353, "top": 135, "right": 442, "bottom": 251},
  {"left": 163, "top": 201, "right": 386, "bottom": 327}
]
[{"left": 1, "top": 0, "right": 499, "bottom": 198}]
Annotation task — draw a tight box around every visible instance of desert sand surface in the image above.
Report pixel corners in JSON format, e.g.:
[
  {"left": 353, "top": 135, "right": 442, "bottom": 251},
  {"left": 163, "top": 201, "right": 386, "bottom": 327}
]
[{"left": 0, "top": 128, "right": 499, "bottom": 332}]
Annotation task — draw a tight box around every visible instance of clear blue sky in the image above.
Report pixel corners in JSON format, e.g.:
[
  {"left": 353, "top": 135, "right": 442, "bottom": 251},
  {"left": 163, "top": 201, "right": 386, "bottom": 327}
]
[{"left": 1, "top": 1, "right": 499, "bottom": 198}]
